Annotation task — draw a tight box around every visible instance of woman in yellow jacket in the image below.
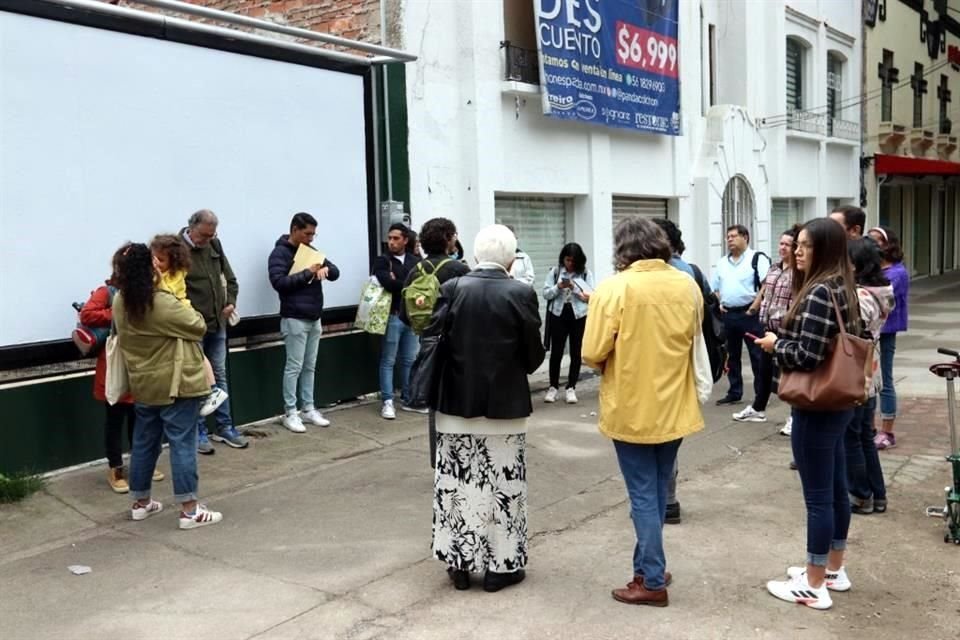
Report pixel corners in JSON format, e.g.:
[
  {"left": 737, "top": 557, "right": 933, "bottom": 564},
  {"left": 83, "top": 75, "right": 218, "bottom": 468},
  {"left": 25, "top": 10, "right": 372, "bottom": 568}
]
[{"left": 583, "top": 217, "right": 712, "bottom": 607}]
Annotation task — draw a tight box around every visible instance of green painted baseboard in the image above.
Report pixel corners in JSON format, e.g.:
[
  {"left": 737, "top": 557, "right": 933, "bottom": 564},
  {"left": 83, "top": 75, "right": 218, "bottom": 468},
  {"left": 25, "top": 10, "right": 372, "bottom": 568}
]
[{"left": 0, "top": 332, "right": 383, "bottom": 475}]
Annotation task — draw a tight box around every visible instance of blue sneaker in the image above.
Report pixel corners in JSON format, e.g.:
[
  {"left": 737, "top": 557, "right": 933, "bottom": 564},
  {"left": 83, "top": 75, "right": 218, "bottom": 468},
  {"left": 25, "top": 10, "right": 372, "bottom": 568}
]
[
  {"left": 210, "top": 426, "right": 248, "bottom": 449},
  {"left": 197, "top": 425, "right": 215, "bottom": 455}
]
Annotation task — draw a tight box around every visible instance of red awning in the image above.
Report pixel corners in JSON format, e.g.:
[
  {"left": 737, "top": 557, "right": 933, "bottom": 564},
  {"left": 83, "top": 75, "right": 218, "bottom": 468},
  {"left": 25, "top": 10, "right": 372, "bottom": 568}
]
[{"left": 875, "top": 153, "right": 960, "bottom": 176}]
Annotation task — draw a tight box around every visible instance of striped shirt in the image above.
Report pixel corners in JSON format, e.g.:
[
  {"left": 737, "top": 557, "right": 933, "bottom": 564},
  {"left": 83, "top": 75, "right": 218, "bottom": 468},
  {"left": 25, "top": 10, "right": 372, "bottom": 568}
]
[{"left": 773, "top": 278, "right": 859, "bottom": 381}]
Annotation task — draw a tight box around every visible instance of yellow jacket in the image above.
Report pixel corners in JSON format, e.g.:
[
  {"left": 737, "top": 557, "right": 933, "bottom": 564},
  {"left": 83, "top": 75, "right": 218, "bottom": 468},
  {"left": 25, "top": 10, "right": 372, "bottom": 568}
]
[
  {"left": 158, "top": 269, "right": 192, "bottom": 309},
  {"left": 582, "top": 260, "right": 707, "bottom": 444}
]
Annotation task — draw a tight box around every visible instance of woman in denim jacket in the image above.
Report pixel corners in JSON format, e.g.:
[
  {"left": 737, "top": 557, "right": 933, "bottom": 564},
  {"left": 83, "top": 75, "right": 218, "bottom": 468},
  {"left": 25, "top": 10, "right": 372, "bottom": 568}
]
[{"left": 542, "top": 242, "right": 595, "bottom": 405}]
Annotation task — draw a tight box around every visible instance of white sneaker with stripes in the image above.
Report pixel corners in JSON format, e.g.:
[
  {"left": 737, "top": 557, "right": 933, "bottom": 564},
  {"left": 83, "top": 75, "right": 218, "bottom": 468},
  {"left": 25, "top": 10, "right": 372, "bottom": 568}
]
[
  {"left": 179, "top": 504, "right": 223, "bottom": 530},
  {"left": 766, "top": 572, "right": 833, "bottom": 610},
  {"left": 787, "top": 565, "right": 852, "bottom": 592}
]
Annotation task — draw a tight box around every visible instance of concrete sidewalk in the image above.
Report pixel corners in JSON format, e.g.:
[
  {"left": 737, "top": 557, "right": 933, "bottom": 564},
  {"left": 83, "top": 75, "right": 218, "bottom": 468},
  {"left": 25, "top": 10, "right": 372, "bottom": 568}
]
[
  {"left": 1, "top": 274, "right": 958, "bottom": 639},
  {"left": 2, "top": 376, "right": 958, "bottom": 640}
]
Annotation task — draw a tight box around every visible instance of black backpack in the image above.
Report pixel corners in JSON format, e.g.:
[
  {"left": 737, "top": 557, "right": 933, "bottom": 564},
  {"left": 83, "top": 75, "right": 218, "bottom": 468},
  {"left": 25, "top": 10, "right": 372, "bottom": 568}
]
[
  {"left": 690, "top": 263, "right": 727, "bottom": 383},
  {"left": 751, "top": 251, "right": 771, "bottom": 291}
]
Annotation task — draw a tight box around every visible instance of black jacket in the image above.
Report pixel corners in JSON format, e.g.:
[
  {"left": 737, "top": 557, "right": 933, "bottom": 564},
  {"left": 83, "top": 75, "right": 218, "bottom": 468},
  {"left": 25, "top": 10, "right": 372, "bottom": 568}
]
[
  {"left": 373, "top": 252, "right": 420, "bottom": 315},
  {"left": 399, "top": 254, "right": 471, "bottom": 326},
  {"left": 268, "top": 235, "right": 341, "bottom": 321},
  {"left": 424, "top": 268, "right": 545, "bottom": 419}
]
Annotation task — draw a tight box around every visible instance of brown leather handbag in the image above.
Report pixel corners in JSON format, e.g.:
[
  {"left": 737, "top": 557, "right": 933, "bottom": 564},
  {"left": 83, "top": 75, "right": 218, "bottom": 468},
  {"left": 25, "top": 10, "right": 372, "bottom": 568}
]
[{"left": 778, "top": 289, "right": 872, "bottom": 411}]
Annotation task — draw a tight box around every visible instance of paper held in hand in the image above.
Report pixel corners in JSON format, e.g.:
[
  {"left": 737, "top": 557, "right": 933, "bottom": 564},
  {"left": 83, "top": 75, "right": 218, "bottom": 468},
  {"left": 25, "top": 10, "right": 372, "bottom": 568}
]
[{"left": 288, "top": 243, "right": 325, "bottom": 275}]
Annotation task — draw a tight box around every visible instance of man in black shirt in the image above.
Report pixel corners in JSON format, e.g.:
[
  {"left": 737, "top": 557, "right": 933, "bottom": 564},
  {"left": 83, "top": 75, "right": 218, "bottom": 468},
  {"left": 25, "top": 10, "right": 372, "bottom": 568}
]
[{"left": 373, "top": 223, "right": 421, "bottom": 419}]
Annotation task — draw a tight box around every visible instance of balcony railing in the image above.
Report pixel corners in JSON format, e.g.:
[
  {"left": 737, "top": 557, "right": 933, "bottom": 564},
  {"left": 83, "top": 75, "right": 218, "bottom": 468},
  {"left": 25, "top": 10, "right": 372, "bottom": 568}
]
[
  {"left": 501, "top": 41, "right": 539, "bottom": 85},
  {"left": 828, "top": 117, "right": 859, "bottom": 141},
  {"left": 786, "top": 108, "right": 826, "bottom": 135}
]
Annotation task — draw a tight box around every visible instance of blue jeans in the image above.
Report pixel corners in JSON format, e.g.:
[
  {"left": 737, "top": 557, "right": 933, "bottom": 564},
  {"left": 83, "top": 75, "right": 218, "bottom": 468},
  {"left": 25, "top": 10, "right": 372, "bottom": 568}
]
[
  {"left": 379, "top": 314, "right": 418, "bottom": 403},
  {"left": 280, "top": 317, "right": 323, "bottom": 413},
  {"left": 197, "top": 327, "right": 232, "bottom": 434},
  {"left": 792, "top": 407, "right": 854, "bottom": 566},
  {"left": 722, "top": 310, "right": 764, "bottom": 401},
  {"left": 613, "top": 438, "right": 682, "bottom": 590},
  {"left": 845, "top": 397, "right": 886, "bottom": 501},
  {"left": 130, "top": 399, "right": 201, "bottom": 503},
  {"left": 879, "top": 333, "right": 897, "bottom": 419}
]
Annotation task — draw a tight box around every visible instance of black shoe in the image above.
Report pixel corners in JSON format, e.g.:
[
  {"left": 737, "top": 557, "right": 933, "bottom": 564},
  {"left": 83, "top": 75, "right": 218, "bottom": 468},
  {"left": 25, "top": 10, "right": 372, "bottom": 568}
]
[
  {"left": 483, "top": 569, "right": 526, "bottom": 593},
  {"left": 665, "top": 502, "right": 682, "bottom": 525},
  {"left": 715, "top": 396, "right": 742, "bottom": 406},
  {"left": 873, "top": 499, "right": 887, "bottom": 513},
  {"left": 447, "top": 568, "right": 470, "bottom": 590},
  {"left": 789, "top": 460, "right": 798, "bottom": 470}
]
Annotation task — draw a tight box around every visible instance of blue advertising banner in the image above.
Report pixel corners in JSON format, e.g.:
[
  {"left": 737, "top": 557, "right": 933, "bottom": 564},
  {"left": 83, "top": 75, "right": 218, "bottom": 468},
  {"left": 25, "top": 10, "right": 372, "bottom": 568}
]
[{"left": 534, "top": 0, "right": 681, "bottom": 135}]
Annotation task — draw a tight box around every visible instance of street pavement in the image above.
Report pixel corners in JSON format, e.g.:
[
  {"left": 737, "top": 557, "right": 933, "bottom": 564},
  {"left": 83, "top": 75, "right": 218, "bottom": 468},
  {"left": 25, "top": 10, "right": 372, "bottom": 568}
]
[{"left": 1, "top": 272, "right": 958, "bottom": 640}]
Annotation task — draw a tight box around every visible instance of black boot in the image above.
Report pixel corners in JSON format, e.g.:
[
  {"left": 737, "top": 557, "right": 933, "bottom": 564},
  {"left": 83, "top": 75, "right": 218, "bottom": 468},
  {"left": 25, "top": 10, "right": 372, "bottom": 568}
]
[
  {"left": 483, "top": 569, "right": 526, "bottom": 593},
  {"left": 665, "top": 502, "right": 681, "bottom": 525},
  {"left": 447, "top": 567, "right": 470, "bottom": 590}
]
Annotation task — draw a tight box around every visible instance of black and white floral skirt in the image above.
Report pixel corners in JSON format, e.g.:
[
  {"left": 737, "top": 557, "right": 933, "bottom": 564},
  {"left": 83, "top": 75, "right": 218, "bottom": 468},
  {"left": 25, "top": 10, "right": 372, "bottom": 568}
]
[{"left": 431, "top": 433, "right": 528, "bottom": 573}]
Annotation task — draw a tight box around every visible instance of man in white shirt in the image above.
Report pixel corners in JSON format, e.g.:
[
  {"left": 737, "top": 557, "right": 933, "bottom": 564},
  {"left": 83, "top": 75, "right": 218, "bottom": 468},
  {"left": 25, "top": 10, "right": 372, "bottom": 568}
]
[{"left": 710, "top": 225, "right": 771, "bottom": 415}]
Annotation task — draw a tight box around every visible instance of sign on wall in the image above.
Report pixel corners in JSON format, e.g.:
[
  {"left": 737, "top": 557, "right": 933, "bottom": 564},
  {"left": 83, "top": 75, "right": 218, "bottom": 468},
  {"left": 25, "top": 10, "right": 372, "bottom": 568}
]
[{"left": 534, "top": 0, "right": 681, "bottom": 135}]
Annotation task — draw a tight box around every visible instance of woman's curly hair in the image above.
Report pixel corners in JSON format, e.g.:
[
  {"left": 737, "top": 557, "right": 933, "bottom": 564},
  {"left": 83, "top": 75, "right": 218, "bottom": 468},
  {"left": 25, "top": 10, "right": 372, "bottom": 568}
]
[
  {"left": 115, "top": 243, "right": 155, "bottom": 323},
  {"left": 150, "top": 234, "right": 192, "bottom": 275}
]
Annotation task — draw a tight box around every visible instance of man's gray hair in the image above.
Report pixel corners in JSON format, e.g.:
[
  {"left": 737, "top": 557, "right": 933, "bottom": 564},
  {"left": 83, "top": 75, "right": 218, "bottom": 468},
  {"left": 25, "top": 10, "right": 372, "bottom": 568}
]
[
  {"left": 473, "top": 224, "right": 517, "bottom": 268},
  {"left": 188, "top": 209, "right": 219, "bottom": 228}
]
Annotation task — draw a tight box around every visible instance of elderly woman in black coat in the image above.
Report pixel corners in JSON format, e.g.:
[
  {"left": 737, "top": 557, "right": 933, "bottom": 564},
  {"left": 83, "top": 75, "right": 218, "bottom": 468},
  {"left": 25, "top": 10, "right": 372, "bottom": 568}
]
[{"left": 423, "top": 224, "right": 545, "bottom": 593}]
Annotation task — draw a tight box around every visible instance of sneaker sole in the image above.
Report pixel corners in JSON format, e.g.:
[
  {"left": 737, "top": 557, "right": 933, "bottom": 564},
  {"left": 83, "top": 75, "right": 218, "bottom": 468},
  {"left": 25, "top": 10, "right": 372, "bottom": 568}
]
[
  {"left": 197, "top": 445, "right": 215, "bottom": 455},
  {"left": 209, "top": 434, "right": 248, "bottom": 449},
  {"left": 283, "top": 425, "right": 307, "bottom": 433},
  {"left": 179, "top": 516, "right": 222, "bottom": 530},
  {"left": 733, "top": 416, "right": 767, "bottom": 423}
]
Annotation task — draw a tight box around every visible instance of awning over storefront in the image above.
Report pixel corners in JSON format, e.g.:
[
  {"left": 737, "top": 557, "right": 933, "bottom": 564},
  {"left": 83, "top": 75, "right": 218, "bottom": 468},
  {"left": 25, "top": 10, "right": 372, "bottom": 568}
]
[{"left": 875, "top": 154, "right": 960, "bottom": 176}]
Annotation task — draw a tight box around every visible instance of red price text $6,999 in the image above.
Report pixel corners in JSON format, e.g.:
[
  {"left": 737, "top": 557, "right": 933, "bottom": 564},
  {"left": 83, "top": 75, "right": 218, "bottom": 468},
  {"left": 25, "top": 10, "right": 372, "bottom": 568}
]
[{"left": 615, "top": 21, "right": 678, "bottom": 79}]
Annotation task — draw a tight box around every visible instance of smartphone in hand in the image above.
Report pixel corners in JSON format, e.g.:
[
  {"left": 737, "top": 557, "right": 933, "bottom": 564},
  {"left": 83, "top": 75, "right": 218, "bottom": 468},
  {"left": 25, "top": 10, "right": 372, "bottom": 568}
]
[{"left": 745, "top": 332, "right": 761, "bottom": 341}]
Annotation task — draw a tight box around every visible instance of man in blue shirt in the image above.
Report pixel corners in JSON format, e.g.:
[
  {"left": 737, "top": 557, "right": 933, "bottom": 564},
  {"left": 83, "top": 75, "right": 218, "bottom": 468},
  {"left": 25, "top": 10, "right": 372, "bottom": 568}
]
[{"left": 710, "top": 225, "right": 770, "bottom": 409}]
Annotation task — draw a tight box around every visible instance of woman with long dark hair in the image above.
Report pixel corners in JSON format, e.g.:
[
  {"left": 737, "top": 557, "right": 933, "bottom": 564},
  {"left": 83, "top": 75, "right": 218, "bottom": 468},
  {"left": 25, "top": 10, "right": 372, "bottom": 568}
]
[
  {"left": 113, "top": 243, "right": 223, "bottom": 530},
  {"left": 755, "top": 218, "right": 863, "bottom": 610},
  {"left": 866, "top": 226, "right": 909, "bottom": 450},
  {"left": 542, "top": 242, "right": 595, "bottom": 404},
  {"left": 845, "top": 238, "right": 894, "bottom": 515}
]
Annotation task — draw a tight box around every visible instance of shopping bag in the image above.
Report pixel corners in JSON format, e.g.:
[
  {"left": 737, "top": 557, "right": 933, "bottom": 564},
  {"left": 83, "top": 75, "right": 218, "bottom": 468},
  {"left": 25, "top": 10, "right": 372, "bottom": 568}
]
[
  {"left": 104, "top": 332, "right": 130, "bottom": 405},
  {"left": 354, "top": 275, "right": 391, "bottom": 335}
]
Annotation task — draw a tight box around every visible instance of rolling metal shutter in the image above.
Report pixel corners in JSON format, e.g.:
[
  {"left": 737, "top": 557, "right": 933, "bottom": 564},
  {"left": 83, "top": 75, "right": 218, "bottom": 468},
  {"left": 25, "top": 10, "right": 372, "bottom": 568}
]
[
  {"left": 771, "top": 198, "right": 803, "bottom": 239},
  {"left": 611, "top": 197, "right": 668, "bottom": 228},
  {"left": 494, "top": 196, "right": 568, "bottom": 314}
]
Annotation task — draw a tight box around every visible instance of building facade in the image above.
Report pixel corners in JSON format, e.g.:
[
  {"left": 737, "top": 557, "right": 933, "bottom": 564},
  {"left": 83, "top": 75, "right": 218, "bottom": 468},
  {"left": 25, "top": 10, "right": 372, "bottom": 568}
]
[
  {"left": 864, "top": 0, "right": 960, "bottom": 277},
  {"left": 398, "top": 0, "right": 861, "bottom": 283}
]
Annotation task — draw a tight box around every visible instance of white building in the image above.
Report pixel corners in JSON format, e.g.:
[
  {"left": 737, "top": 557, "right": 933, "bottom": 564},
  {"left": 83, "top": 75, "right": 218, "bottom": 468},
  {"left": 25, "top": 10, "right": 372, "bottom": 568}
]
[{"left": 399, "top": 0, "right": 862, "bottom": 284}]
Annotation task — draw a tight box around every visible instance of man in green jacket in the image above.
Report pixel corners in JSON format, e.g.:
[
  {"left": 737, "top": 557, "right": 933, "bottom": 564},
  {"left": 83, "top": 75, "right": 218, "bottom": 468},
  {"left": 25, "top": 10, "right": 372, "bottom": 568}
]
[{"left": 181, "top": 209, "right": 247, "bottom": 453}]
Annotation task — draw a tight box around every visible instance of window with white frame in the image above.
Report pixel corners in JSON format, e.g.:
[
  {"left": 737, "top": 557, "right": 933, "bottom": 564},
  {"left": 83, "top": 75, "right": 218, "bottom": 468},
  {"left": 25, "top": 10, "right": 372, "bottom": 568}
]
[{"left": 827, "top": 52, "right": 843, "bottom": 135}]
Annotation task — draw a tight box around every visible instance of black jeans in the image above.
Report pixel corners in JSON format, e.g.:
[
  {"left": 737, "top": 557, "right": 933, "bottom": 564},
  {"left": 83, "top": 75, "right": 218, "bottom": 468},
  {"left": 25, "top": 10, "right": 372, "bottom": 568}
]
[
  {"left": 549, "top": 304, "right": 586, "bottom": 389},
  {"left": 721, "top": 309, "right": 764, "bottom": 401},
  {"left": 845, "top": 397, "right": 886, "bottom": 501},
  {"left": 105, "top": 402, "right": 135, "bottom": 469},
  {"left": 753, "top": 350, "right": 775, "bottom": 412}
]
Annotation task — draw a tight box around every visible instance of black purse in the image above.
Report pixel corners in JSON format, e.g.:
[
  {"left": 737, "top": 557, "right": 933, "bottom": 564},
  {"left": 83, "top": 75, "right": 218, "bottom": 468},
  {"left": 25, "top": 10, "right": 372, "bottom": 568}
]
[{"left": 408, "top": 280, "right": 459, "bottom": 408}]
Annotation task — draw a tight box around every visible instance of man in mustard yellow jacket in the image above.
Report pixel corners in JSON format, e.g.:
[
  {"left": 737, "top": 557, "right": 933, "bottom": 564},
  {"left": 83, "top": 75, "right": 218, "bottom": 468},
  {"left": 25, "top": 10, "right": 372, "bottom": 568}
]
[{"left": 583, "top": 218, "right": 712, "bottom": 607}]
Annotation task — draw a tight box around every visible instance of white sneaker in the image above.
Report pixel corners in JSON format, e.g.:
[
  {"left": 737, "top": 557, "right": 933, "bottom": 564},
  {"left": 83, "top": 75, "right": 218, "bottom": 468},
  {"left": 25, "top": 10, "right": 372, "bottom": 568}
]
[
  {"left": 544, "top": 387, "right": 558, "bottom": 403},
  {"left": 199, "top": 387, "right": 229, "bottom": 417},
  {"left": 381, "top": 400, "right": 396, "bottom": 420},
  {"left": 131, "top": 499, "right": 163, "bottom": 521},
  {"left": 301, "top": 408, "right": 330, "bottom": 427},
  {"left": 787, "top": 565, "right": 852, "bottom": 592},
  {"left": 766, "top": 572, "right": 833, "bottom": 610},
  {"left": 779, "top": 416, "right": 793, "bottom": 436},
  {"left": 178, "top": 504, "right": 223, "bottom": 530},
  {"left": 282, "top": 412, "right": 306, "bottom": 433},
  {"left": 733, "top": 405, "right": 767, "bottom": 422},
  {"left": 565, "top": 388, "right": 578, "bottom": 404}
]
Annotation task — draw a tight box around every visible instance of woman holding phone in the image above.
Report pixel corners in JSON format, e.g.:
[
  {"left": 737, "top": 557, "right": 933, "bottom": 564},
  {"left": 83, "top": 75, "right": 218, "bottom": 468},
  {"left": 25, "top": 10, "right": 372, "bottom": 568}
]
[{"left": 543, "top": 242, "right": 595, "bottom": 404}]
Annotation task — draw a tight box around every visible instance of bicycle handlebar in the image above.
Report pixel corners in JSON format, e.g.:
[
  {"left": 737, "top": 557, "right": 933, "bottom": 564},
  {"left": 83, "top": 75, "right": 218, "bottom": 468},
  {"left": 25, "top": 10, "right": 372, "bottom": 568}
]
[{"left": 938, "top": 347, "right": 960, "bottom": 359}]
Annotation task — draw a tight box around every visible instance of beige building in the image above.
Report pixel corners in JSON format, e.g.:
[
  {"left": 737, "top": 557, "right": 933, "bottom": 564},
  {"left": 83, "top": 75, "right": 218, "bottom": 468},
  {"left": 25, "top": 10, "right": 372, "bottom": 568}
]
[{"left": 864, "top": 0, "right": 960, "bottom": 276}]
